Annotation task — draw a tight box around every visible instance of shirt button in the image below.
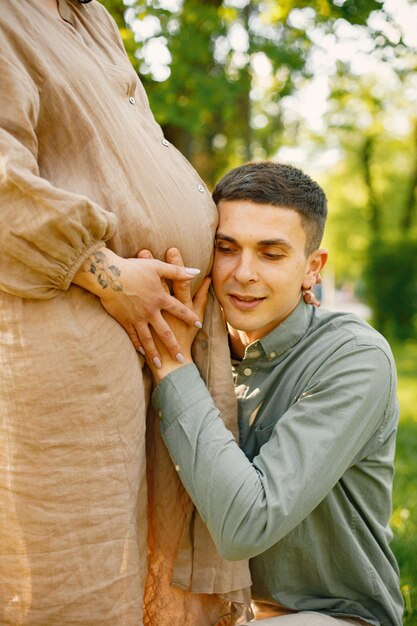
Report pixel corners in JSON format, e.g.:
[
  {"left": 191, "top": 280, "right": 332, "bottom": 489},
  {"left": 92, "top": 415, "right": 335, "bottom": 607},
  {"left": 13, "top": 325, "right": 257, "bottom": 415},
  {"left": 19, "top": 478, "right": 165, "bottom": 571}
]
[
  {"left": 175, "top": 464, "right": 181, "bottom": 472},
  {"left": 162, "top": 138, "right": 169, "bottom": 146},
  {"left": 158, "top": 410, "right": 162, "bottom": 418},
  {"left": 269, "top": 351, "right": 277, "bottom": 359},
  {"left": 197, "top": 184, "right": 205, "bottom": 193},
  {"left": 129, "top": 96, "right": 136, "bottom": 105},
  {"left": 243, "top": 368, "right": 252, "bottom": 376}
]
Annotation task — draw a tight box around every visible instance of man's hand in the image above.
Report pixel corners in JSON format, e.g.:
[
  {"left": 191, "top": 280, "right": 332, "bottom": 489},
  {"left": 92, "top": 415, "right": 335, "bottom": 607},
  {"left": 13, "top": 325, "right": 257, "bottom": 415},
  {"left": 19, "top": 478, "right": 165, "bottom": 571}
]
[
  {"left": 138, "top": 247, "right": 210, "bottom": 382},
  {"left": 72, "top": 246, "right": 203, "bottom": 366}
]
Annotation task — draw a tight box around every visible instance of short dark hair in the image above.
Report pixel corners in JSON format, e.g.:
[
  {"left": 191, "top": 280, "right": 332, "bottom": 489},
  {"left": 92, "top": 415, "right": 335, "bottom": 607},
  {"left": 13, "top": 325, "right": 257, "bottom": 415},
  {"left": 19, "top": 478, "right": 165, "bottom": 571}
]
[{"left": 212, "top": 161, "right": 327, "bottom": 254}]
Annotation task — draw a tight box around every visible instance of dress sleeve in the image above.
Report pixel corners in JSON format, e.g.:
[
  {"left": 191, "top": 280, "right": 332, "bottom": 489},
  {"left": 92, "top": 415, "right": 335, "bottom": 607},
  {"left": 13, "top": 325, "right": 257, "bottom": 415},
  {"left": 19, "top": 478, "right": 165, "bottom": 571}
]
[
  {"left": 153, "top": 340, "right": 396, "bottom": 561},
  {"left": 0, "top": 51, "right": 117, "bottom": 299}
]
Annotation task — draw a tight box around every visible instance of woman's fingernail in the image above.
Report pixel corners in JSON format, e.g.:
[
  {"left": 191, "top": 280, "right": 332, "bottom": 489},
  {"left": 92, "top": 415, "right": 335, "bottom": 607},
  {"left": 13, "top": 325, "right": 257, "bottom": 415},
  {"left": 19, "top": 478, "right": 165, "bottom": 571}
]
[
  {"left": 138, "top": 347, "right": 145, "bottom": 355},
  {"left": 195, "top": 321, "right": 203, "bottom": 329},
  {"left": 176, "top": 352, "right": 185, "bottom": 363},
  {"left": 153, "top": 357, "right": 162, "bottom": 369},
  {"left": 184, "top": 267, "right": 201, "bottom": 275}
]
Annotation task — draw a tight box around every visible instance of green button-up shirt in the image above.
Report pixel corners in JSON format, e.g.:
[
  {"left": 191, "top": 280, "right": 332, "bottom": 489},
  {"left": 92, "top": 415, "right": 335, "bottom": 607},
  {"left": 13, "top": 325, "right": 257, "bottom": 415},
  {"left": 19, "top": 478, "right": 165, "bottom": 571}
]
[{"left": 153, "top": 299, "right": 403, "bottom": 626}]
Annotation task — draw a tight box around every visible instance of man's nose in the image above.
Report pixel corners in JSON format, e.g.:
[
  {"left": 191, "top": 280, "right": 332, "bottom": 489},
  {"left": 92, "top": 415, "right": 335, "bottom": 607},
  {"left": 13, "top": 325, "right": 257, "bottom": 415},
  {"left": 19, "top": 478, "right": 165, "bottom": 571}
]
[{"left": 233, "top": 253, "right": 258, "bottom": 284}]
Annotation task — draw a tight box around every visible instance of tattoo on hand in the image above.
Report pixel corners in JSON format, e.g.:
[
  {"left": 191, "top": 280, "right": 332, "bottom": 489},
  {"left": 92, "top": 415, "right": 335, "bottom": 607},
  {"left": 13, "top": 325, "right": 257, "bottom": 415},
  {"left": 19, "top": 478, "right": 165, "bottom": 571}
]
[{"left": 81, "top": 251, "right": 123, "bottom": 291}]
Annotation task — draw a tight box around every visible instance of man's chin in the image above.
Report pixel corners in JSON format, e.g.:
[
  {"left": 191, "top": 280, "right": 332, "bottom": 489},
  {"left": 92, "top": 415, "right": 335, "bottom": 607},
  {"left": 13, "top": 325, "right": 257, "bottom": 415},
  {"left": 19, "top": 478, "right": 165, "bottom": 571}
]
[{"left": 225, "top": 311, "right": 262, "bottom": 334}]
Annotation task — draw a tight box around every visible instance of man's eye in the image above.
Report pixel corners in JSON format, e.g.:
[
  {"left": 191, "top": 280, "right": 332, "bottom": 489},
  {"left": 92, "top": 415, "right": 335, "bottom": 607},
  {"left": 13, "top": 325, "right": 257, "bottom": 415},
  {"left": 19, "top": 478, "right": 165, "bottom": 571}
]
[
  {"left": 216, "top": 243, "right": 235, "bottom": 254},
  {"left": 263, "top": 252, "right": 284, "bottom": 260}
]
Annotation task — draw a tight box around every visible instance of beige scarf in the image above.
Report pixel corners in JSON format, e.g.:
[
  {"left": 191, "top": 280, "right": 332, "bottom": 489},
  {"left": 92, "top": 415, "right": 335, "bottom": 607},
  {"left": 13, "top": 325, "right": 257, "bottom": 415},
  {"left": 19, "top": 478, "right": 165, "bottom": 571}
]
[{"left": 144, "top": 291, "right": 253, "bottom": 625}]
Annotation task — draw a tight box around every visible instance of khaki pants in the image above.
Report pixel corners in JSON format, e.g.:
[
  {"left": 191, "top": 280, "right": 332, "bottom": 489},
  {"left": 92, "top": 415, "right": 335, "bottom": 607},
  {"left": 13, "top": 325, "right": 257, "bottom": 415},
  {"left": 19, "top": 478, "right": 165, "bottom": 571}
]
[{"left": 244, "top": 613, "right": 366, "bottom": 625}]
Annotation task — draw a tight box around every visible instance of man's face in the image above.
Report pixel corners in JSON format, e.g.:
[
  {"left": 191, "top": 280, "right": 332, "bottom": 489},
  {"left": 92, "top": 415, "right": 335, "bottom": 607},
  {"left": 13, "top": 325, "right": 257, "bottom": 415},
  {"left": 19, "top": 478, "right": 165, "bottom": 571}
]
[{"left": 212, "top": 199, "right": 325, "bottom": 343}]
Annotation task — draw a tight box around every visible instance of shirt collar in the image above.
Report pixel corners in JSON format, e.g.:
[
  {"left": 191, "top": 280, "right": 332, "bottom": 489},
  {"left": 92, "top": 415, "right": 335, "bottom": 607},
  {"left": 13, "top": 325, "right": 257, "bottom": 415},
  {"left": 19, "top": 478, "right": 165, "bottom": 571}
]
[{"left": 241, "top": 298, "right": 313, "bottom": 362}]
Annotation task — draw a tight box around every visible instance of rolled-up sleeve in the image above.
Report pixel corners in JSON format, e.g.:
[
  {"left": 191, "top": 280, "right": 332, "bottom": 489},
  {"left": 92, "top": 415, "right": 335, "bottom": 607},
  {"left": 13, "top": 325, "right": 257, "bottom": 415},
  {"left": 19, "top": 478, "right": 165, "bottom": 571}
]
[{"left": 0, "top": 52, "right": 116, "bottom": 299}]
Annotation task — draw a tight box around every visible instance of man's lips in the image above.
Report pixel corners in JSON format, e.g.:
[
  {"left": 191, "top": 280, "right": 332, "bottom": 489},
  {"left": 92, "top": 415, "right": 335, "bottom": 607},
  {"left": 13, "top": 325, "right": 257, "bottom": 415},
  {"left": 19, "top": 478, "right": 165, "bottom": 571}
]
[{"left": 228, "top": 294, "right": 266, "bottom": 310}]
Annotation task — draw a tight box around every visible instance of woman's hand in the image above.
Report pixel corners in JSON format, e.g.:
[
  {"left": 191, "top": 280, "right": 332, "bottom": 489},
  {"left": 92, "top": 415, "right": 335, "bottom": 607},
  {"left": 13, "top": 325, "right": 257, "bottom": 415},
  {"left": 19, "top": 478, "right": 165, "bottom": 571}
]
[
  {"left": 138, "top": 247, "right": 210, "bottom": 382},
  {"left": 72, "top": 246, "right": 204, "bottom": 366},
  {"left": 303, "top": 273, "right": 322, "bottom": 307}
]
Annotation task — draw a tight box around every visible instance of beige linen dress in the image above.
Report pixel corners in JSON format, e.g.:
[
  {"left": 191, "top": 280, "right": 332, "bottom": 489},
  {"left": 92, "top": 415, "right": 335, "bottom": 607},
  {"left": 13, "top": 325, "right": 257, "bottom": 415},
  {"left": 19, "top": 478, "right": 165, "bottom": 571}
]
[{"left": 0, "top": 1, "right": 251, "bottom": 625}]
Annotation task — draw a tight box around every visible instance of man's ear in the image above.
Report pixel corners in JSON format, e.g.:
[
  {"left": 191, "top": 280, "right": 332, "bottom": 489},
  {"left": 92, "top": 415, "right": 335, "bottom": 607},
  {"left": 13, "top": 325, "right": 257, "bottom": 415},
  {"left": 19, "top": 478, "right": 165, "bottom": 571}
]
[{"left": 302, "top": 249, "right": 328, "bottom": 290}]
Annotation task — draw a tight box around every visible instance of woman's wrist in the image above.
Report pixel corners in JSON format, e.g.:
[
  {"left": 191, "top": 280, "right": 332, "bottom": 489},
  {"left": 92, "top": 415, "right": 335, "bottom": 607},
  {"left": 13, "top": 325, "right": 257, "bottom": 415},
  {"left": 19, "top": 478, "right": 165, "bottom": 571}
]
[{"left": 72, "top": 246, "right": 124, "bottom": 297}]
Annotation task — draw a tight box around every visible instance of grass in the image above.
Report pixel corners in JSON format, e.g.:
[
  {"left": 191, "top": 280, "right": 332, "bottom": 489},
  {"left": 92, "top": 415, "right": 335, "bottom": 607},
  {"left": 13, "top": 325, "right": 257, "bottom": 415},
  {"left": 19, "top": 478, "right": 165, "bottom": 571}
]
[{"left": 390, "top": 339, "right": 417, "bottom": 625}]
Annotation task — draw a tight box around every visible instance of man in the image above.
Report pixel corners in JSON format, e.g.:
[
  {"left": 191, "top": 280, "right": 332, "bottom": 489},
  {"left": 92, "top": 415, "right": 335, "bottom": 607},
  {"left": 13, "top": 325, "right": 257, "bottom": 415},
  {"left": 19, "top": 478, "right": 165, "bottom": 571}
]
[
  {"left": 0, "top": 1, "right": 251, "bottom": 624},
  {"left": 145, "top": 161, "right": 403, "bottom": 625}
]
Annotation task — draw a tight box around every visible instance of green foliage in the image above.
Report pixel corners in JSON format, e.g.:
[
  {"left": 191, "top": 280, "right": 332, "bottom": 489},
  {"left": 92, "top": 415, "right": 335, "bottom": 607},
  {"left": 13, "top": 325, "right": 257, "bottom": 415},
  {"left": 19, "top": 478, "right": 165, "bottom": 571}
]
[
  {"left": 322, "top": 156, "right": 370, "bottom": 285},
  {"left": 101, "top": 0, "right": 383, "bottom": 184},
  {"left": 364, "top": 237, "right": 417, "bottom": 340},
  {"left": 322, "top": 126, "right": 417, "bottom": 285},
  {"left": 322, "top": 65, "right": 417, "bottom": 329},
  {"left": 391, "top": 340, "right": 417, "bottom": 625},
  {"left": 320, "top": 12, "right": 417, "bottom": 266}
]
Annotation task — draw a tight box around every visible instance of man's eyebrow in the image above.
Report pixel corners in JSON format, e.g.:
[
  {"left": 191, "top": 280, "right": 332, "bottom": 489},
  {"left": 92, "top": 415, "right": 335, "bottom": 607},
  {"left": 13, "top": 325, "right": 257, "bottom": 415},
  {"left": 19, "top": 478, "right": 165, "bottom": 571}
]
[
  {"left": 258, "top": 238, "right": 293, "bottom": 249},
  {"left": 215, "top": 233, "right": 236, "bottom": 243},
  {"left": 215, "top": 234, "right": 293, "bottom": 249}
]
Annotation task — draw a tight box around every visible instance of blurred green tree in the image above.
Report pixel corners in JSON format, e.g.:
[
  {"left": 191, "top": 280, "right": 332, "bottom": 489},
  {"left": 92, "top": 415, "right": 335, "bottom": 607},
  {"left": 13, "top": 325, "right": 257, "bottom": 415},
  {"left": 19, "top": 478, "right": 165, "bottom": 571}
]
[
  {"left": 317, "top": 28, "right": 417, "bottom": 337},
  {"left": 102, "top": 0, "right": 384, "bottom": 186}
]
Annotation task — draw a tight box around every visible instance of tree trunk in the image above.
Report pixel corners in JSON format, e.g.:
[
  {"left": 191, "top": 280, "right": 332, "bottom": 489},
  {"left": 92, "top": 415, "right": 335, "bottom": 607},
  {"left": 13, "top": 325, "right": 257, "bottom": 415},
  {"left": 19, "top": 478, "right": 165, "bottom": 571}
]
[
  {"left": 362, "top": 135, "right": 381, "bottom": 235},
  {"left": 401, "top": 119, "right": 417, "bottom": 232}
]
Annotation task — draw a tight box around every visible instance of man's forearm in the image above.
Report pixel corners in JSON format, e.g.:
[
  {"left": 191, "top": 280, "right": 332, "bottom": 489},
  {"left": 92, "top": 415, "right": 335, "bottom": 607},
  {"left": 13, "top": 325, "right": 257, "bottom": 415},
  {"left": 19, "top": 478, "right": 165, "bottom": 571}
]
[{"left": 153, "top": 364, "right": 286, "bottom": 561}]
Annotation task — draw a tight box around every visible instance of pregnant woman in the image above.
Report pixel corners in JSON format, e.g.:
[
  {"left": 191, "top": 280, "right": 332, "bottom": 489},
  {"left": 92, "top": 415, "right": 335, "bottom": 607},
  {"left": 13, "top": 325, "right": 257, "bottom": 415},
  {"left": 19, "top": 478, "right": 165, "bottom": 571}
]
[{"left": 0, "top": 1, "right": 250, "bottom": 624}]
